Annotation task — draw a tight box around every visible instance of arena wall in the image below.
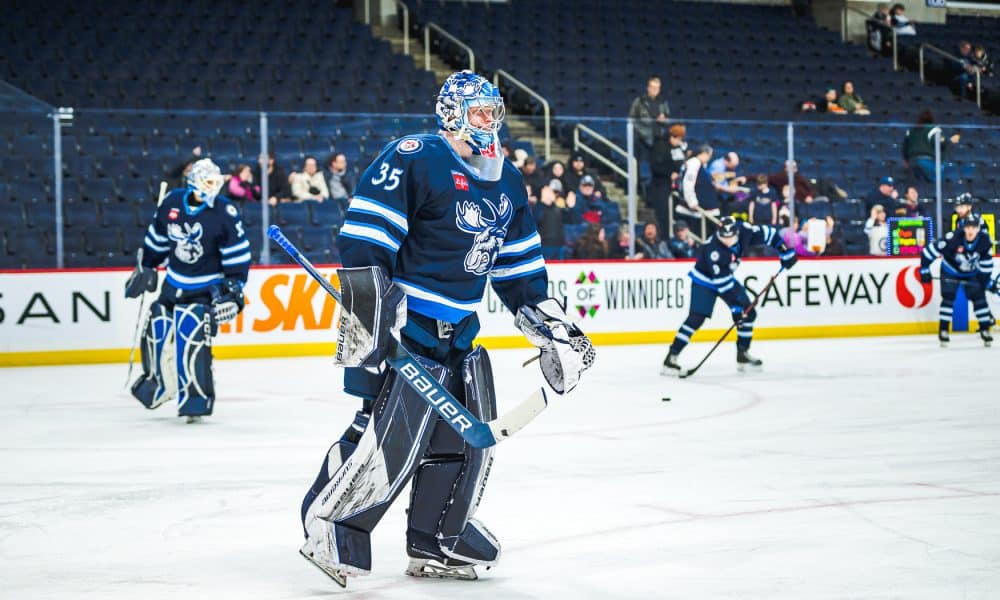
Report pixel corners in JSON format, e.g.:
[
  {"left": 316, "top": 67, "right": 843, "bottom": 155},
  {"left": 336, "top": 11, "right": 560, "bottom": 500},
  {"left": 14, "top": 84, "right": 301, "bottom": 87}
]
[{"left": 0, "top": 257, "right": 978, "bottom": 366}]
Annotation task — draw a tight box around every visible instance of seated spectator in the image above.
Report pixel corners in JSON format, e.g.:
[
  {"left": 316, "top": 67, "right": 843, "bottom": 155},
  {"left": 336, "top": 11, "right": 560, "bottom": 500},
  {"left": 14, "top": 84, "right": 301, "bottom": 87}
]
[
  {"left": 254, "top": 152, "right": 292, "bottom": 205},
  {"left": 894, "top": 185, "right": 922, "bottom": 217},
  {"left": 865, "top": 204, "right": 889, "bottom": 255},
  {"left": 764, "top": 160, "right": 814, "bottom": 203},
  {"left": 839, "top": 81, "right": 871, "bottom": 115},
  {"left": 889, "top": 3, "right": 916, "bottom": 35},
  {"left": 227, "top": 164, "right": 261, "bottom": 204},
  {"left": 903, "top": 110, "right": 960, "bottom": 182},
  {"left": 636, "top": 222, "right": 672, "bottom": 259},
  {"left": 576, "top": 175, "right": 605, "bottom": 213},
  {"left": 865, "top": 176, "right": 898, "bottom": 211},
  {"left": 748, "top": 175, "right": 779, "bottom": 225},
  {"left": 816, "top": 88, "right": 847, "bottom": 114},
  {"left": 573, "top": 219, "right": 609, "bottom": 259},
  {"left": 325, "top": 153, "right": 355, "bottom": 213},
  {"left": 519, "top": 155, "right": 547, "bottom": 203},
  {"left": 708, "top": 151, "right": 748, "bottom": 207},
  {"left": 290, "top": 156, "right": 329, "bottom": 202},
  {"left": 609, "top": 224, "right": 644, "bottom": 260},
  {"left": 532, "top": 184, "right": 567, "bottom": 260},
  {"left": 678, "top": 145, "right": 720, "bottom": 220},
  {"left": 973, "top": 45, "right": 994, "bottom": 79},
  {"left": 668, "top": 220, "right": 698, "bottom": 258},
  {"left": 565, "top": 154, "right": 608, "bottom": 198},
  {"left": 168, "top": 145, "right": 203, "bottom": 189}
]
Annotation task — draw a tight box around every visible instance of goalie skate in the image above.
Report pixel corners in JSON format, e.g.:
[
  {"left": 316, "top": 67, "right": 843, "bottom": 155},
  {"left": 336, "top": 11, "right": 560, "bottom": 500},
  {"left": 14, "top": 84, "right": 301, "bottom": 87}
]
[
  {"left": 299, "top": 548, "right": 348, "bottom": 588},
  {"left": 405, "top": 558, "right": 479, "bottom": 581}
]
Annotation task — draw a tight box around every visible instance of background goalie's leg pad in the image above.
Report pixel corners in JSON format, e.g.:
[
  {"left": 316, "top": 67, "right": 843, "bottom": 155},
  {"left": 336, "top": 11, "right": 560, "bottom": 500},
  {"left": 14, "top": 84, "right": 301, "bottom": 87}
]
[
  {"left": 301, "top": 358, "right": 449, "bottom": 572},
  {"left": 131, "top": 302, "right": 176, "bottom": 409},
  {"left": 407, "top": 346, "right": 500, "bottom": 566},
  {"left": 173, "top": 303, "right": 215, "bottom": 417}
]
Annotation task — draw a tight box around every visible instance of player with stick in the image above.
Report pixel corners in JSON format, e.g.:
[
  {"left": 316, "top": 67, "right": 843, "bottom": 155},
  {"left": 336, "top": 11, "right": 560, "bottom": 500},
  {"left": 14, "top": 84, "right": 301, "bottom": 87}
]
[
  {"left": 662, "top": 216, "right": 796, "bottom": 376},
  {"left": 297, "top": 71, "right": 595, "bottom": 587}
]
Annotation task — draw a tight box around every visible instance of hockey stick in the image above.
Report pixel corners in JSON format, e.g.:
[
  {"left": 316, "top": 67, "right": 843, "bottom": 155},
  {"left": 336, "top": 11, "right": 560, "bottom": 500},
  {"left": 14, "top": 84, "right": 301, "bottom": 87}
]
[
  {"left": 267, "top": 225, "right": 547, "bottom": 449},
  {"left": 678, "top": 266, "right": 784, "bottom": 379},
  {"left": 124, "top": 248, "right": 146, "bottom": 388}
]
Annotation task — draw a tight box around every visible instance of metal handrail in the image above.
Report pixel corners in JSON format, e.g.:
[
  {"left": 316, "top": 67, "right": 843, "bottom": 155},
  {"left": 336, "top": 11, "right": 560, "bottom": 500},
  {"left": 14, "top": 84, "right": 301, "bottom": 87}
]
[
  {"left": 493, "top": 69, "right": 550, "bottom": 160},
  {"left": 395, "top": 0, "right": 409, "bottom": 56},
  {"left": 424, "top": 23, "right": 474, "bottom": 73},
  {"left": 841, "top": 5, "right": 874, "bottom": 43},
  {"left": 920, "top": 43, "right": 981, "bottom": 108},
  {"left": 572, "top": 123, "right": 630, "bottom": 179}
]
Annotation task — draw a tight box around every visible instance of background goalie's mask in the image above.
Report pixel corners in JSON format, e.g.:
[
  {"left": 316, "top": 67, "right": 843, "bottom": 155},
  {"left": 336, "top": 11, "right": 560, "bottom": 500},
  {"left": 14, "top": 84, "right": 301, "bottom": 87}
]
[
  {"left": 436, "top": 70, "right": 506, "bottom": 181},
  {"left": 186, "top": 158, "right": 224, "bottom": 208}
]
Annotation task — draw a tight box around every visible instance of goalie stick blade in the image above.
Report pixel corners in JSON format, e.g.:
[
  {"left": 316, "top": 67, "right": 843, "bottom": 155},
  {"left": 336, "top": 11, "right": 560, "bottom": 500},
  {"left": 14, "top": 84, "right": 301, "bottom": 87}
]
[{"left": 488, "top": 388, "right": 547, "bottom": 442}]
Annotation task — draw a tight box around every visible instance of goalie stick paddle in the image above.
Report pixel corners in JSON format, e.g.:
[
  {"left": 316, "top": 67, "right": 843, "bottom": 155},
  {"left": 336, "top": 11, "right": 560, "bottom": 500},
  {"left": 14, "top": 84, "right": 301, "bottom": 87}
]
[
  {"left": 678, "top": 266, "right": 784, "bottom": 380},
  {"left": 267, "top": 225, "right": 547, "bottom": 448}
]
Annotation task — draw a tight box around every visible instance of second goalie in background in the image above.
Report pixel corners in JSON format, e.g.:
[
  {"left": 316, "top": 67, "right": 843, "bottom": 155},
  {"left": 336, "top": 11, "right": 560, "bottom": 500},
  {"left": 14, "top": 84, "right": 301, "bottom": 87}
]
[{"left": 297, "top": 71, "right": 595, "bottom": 588}]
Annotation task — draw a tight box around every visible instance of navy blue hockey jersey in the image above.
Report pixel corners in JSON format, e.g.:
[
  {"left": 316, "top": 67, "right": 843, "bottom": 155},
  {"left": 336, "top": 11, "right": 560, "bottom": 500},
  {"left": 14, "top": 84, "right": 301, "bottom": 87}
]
[
  {"left": 142, "top": 189, "right": 251, "bottom": 289},
  {"left": 921, "top": 230, "right": 993, "bottom": 280},
  {"left": 690, "top": 222, "right": 791, "bottom": 293},
  {"left": 338, "top": 134, "right": 548, "bottom": 323}
]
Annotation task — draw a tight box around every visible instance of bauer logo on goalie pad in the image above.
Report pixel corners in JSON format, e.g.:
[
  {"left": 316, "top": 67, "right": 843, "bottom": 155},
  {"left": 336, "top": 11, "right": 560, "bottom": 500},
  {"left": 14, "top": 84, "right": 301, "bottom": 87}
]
[{"left": 399, "top": 362, "right": 473, "bottom": 433}]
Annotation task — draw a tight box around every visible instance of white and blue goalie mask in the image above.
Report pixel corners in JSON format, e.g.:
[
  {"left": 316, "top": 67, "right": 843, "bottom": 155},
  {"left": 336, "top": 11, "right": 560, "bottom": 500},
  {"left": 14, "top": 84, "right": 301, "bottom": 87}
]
[
  {"left": 186, "top": 158, "right": 224, "bottom": 207},
  {"left": 436, "top": 70, "right": 505, "bottom": 154}
]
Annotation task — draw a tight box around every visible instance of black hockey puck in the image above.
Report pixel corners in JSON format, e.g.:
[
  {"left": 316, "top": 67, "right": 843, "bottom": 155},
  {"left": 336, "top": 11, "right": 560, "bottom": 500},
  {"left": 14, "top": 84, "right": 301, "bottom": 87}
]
[{"left": 662, "top": 397, "right": 671, "bottom": 402}]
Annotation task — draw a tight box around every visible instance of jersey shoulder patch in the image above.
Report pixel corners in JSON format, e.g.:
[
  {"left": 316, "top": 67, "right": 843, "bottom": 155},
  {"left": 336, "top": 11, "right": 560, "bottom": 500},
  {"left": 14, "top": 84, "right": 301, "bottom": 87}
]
[{"left": 396, "top": 137, "right": 424, "bottom": 155}]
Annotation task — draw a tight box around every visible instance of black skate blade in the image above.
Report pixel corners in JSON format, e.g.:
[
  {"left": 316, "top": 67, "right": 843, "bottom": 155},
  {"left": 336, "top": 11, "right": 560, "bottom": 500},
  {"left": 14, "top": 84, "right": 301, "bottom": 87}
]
[{"left": 300, "top": 549, "right": 347, "bottom": 588}]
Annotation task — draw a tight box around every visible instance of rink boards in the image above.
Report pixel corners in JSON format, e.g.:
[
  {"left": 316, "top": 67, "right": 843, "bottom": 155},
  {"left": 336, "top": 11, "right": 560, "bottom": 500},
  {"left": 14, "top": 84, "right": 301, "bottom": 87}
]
[{"left": 0, "top": 257, "right": 983, "bottom": 366}]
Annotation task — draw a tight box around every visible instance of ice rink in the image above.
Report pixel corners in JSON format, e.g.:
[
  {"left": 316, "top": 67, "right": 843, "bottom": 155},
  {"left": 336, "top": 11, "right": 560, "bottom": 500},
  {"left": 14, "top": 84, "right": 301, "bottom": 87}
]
[{"left": 2, "top": 335, "right": 999, "bottom": 599}]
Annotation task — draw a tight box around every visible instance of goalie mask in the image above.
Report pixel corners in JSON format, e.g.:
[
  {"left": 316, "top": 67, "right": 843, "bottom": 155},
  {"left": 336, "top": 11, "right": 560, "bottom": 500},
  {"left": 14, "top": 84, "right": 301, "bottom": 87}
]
[
  {"left": 186, "top": 158, "right": 224, "bottom": 208},
  {"left": 436, "top": 71, "right": 505, "bottom": 156}
]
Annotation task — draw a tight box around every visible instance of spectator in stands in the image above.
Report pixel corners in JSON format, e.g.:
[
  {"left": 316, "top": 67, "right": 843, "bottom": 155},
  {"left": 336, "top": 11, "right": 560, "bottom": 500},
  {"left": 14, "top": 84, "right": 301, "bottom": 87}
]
[
  {"left": 609, "top": 224, "right": 643, "bottom": 260},
  {"left": 533, "top": 184, "right": 568, "bottom": 260},
  {"left": 973, "top": 45, "right": 994, "bottom": 79},
  {"left": 895, "top": 185, "right": 922, "bottom": 217},
  {"left": 325, "top": 153, "right": 355, "bottom": 213},
  {"left": 953, "top": 41, "right": 979, "bottom": 98},
  {"left": 816, "top": 88, "right": 847, "bottom": 114},
  {"left": 564, "top": 154, "right": 607, "bottom": 199},
  {"left": 823, "top": 216, "right": 846, "bottom": 256},
  {"left": 903, "top": 110, "right": 960, "bottom": 182},
  {"left": 666, "top": 124, "right": 689, "bottom": 181},
  {"left": 865, "top": 204, "right": 889, "bottom": 255},
  {"left": 748, "top": 175, "right": 779, "bottom": 225},
  {"left": 708, "top": 151, "right": 748, "bottom": 208},
  {"left": 889, "top": 3, "right": 916, "bottom": 35},
  {"left": 765, "top": 161, "right": 814, "bottom": 203},
  {"left": 636, "top": 222, "right": 672, "bottom": 259},
  {"left": 668, "top": 220, "right": 698, "bottom": 258},
  {"left": 679, "top": 145, "right": 720, "bottom": 222},
  {"left": 872, "top": 3, "right": 891, "bottom": 26},
  {"left": 168, "top": 145, "right": 203, "bottom": 188},
  {"left": 226, "top": 164, "right": 261, "bottom": 204},
  {"left": 628, "top": 76, "right": 671, "bottom": 162},
  {"left": 868, "top": 4, "right": 893, "bottom": 54},
  {"left": 256, "top": 152, "right": 292, "bottom": 205},
  {"left": 647, "top": 125, "right": 686, "bottom": 239},
  {"left": 575, "top": 175, "right": 605, "bottom": 212},
  {"left": 290, "top": 156, "right": 329, "bottom": 202},
  {"left": 573, "top": 220, "right": 609, "bottom": 259},
  {"left": 839, "top": 81, "right": 871, "bottom": 115},
  {"left": 520, "top": 156, "right": 547, "bottom": 203},
  {"left": 865, "top": 176, "right": 898, "bottom": 211}
]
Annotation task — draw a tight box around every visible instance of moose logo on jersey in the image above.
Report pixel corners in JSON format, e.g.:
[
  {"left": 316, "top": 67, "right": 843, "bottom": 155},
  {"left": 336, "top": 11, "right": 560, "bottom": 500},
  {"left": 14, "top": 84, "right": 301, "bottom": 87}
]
[
  {"left": 167, "top": 222, "right": 205, "bottom": 264},
  {"left": 456, "top": 193, "right": 512, "bottom": 275}
]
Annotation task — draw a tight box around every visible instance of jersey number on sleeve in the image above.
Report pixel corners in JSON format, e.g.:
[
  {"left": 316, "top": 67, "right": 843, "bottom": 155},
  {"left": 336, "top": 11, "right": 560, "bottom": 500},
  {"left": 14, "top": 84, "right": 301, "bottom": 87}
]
[{"left": 371, "top": 163, "right": 403, "bottom": 191}]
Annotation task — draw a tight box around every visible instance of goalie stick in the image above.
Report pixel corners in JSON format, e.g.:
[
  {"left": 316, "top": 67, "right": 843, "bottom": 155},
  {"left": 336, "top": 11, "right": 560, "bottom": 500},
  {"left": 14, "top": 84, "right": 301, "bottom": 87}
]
[
  {"left": 679, "top": 266, "right": 784, "bottom": 379},
  {"left": 267, "top": 225, "right": 547, "bottom": 449}
]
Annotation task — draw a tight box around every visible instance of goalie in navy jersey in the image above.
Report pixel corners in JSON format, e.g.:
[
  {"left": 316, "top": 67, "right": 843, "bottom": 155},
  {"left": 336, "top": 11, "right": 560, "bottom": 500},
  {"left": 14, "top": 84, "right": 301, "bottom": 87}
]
[
  {"left": 124, "top": 158, "right": 250, "bottom": 422},
  {"left": 662, "top": 216, "right": 797, "bottom": 374},
  {"left": 297, "top": 71, "right": 594, "bottom": 587},
  {"left": 920, "top": 215, "right": 995, "bottom": 346}
]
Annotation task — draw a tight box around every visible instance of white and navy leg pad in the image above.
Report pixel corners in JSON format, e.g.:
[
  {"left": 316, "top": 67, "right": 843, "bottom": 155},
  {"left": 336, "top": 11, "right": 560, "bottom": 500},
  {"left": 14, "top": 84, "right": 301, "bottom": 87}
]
[
  {"left": 131, "top": 301, "right": 176, "bottom": 409},
  {"left": 407, "top": 346, "right": 500, "bottom": 566},
  {"left": 173, "top": 303, "right": 215, "bottom": 417}
]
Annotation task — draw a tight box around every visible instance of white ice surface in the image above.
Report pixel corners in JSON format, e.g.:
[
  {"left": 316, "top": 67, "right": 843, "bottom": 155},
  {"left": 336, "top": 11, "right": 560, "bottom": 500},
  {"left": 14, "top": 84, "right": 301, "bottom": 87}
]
[{"left": 2, "top": 336, "right": 999, "bottom": 599}]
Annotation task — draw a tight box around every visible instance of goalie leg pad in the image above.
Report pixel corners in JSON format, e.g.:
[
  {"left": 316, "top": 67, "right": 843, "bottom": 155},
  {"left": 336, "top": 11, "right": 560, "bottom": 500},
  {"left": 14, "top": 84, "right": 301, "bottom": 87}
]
[
  {"left": 131, "top": 302, "right": 177, "bottom": 409},
  {"left": 300, "top": 357, "right": 449, "bottom": 572},
  {"left": 173, "top": 303, "right": 215, "bottom": 417},
  {"left": 407, "top": 346, "right": 500, "bottom": 566}
]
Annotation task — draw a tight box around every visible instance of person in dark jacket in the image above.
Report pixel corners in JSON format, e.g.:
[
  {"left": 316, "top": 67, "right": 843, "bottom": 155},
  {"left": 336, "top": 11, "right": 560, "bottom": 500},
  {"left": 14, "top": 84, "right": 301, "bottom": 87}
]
[
  {"left": 864, "top": 176, "right": 899, "bottom": 211},
  {"left": 254, "top": 152, "right": 292, "bottom": 205},
  {"left": 573, "top": 221, "right": 609, "bottom": 259},
  {"left": 636, "top": 222, "right": 673, "bottom": 258},
  {"left": 649, "top": 124, "right": 687, "bottom": 237},
  {"left": 628, "top": 76, "right": 671, "bottom": 162},
  {"left": 533, "top": 183, "right": 568, "bottom": 259},
  {"left": 668, "top": 220, "right": 699, "bottom": 258},
  {"left": 564, "top": 154, "right": 608, "bottom": 199},
  {"left": 762, "top": 160, "right": 814, "bottom": 203},
  {"left": 902, "top": 110, "right": 960, "bottom": 182}
]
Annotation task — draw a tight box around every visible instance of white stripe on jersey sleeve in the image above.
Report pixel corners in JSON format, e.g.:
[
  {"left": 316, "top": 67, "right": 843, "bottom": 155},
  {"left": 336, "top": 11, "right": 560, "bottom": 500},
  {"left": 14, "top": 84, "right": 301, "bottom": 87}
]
[{"left": 348, "top": 196, "right": 409, "bottom": 234}]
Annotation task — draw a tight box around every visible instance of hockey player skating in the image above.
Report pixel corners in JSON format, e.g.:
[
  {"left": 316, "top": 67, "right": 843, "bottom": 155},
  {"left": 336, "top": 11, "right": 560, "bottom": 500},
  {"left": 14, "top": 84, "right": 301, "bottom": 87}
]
[
  {"left": 662, "top": 216, "right": 797, "bottom": 375},
  {"left": 297, "top": 71, "right": 595, "bottom": 587},
  {"left": 125, "top": 158, "right": 250, "bottom": 422},
  {"left": 920, "top": 215, "right": 994, "bottom": 347}
]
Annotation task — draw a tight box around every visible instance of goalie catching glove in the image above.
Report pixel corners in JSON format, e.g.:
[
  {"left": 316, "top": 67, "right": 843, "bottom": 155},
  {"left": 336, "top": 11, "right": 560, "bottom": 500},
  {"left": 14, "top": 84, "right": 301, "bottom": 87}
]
[
  {"left": 211, "top": 278, "right": 245, "bottom": 324},
  {"left": 335, "top": 266, "right": 407, "bottom": 369},
  {"left": 516, "top": 298, "right": 595, "bottom": 394}
]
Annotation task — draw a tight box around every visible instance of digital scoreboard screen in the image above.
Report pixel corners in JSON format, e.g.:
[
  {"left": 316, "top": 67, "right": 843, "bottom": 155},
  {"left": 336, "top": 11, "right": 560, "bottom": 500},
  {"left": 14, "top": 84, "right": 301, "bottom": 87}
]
[{"left": 887, "top": 217, "right": 934, "bottom": 256}]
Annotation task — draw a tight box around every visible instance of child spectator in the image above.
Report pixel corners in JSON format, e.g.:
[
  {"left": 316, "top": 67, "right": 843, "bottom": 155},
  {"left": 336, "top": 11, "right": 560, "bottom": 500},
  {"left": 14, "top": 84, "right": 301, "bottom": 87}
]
[
  {"left": 865, "top": 204, "right": 889, "bottom": 255},
  {"left": 817, "top": 88, "right": 847, "bottom": 114},
  {"left": 227, "top": 164, "right": 261, "bottom": 203},
  {"left": 839, "top": 81, "right": 871, "bottom": 115},
  {"left": 748, "top": 175, "right": 779, "bottom": 225}
]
